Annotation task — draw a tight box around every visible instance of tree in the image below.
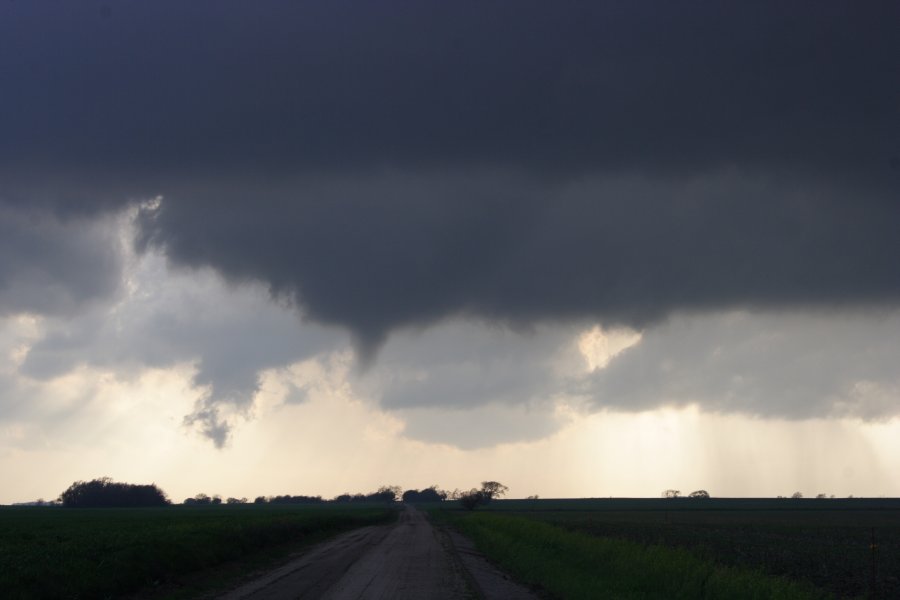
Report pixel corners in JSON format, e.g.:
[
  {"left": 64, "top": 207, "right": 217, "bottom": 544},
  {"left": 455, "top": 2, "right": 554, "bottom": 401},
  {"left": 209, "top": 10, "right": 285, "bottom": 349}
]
[
  {"left": 663, "top": 489, "right": 681, "bottom": 499},
  {"left": 791, "top": 491, "right": 803, "bottom": 499},
  {"left": 688, "top": 490, "right": 710, "bottom": 499},
  {"left": 479, "top": 481, "right": 509, "bottom": 503},
  {"left": 59, "top": 477, "right": 170, "bottom": 508},
  {"left": 402, "top": 486, "right": 448, "bottom": 503},
  {"left": 374, "top": 485, "right": 402, "bottom": 502},
  {"left": 458, "top": 481, "right": 508, "bottom": 510}
]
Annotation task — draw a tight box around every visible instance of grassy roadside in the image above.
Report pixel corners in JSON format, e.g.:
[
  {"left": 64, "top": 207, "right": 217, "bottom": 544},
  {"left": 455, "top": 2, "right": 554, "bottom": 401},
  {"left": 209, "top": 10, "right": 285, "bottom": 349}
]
[
  {"left": 0, "top": 504, "right": 397, "bottom": 600},
  {"left": 439, "top": 511, "right": 832, "bottom": 600}
]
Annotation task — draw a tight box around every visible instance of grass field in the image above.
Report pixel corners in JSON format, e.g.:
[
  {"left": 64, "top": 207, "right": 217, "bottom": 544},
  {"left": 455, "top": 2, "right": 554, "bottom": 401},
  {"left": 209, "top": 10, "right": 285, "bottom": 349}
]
[
  {"left": 5, "top": 498, "right": 896, "bottom": 599},
  {"left": 434, "top": 498, "right": 900, "bottom": 599},
  {"left": 0, "top": 503, "right": 396, "bottom": 600}
]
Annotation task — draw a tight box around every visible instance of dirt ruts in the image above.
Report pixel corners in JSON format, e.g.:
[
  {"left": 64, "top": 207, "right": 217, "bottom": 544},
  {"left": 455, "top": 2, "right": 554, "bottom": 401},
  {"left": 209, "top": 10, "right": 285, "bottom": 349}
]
[{"left": 218, "top": 505, "right": 535, "bottom": 600}]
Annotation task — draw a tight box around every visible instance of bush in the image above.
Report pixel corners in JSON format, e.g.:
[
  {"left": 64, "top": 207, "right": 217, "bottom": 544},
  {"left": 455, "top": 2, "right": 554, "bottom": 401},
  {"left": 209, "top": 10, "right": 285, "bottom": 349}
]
[{"left": 459, "top": 491, "right": 487, "bottom": 511}]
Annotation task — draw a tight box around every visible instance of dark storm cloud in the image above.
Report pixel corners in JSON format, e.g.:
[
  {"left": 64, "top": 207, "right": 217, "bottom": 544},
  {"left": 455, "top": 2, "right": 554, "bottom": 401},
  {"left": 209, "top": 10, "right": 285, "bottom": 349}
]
[
  {"left": 2, "top": 1, "right": 897, "bottom": 179},
  {"left": 2, "top": 1, "right": 899, "bottom": 349},
  {"left": 136, "top": 173, "right": 900, "bottom": 355}
]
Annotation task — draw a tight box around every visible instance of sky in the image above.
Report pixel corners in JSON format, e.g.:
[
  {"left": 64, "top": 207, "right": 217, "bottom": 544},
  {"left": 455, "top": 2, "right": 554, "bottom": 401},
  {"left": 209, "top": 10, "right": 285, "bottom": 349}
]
[{"left": 2, "top": 1, "right": 900, "bottom": 504}]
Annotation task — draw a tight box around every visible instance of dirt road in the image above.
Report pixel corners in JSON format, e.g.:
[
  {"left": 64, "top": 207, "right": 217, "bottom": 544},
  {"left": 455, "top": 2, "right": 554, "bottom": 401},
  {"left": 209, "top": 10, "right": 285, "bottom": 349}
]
[{"left": 219, "top": 505, "right": 535, "bottom": 600}]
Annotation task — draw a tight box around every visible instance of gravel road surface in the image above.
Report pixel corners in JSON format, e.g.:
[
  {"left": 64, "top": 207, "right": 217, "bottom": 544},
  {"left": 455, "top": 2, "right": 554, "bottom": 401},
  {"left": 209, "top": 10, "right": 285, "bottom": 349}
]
[{"left": 218, "top": 505, "right": 535, "bottom": 600}]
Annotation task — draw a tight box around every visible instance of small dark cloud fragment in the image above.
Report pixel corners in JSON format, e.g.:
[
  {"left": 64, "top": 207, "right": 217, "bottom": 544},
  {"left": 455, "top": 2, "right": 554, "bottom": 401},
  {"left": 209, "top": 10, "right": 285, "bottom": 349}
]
[
  {"left": 284, "top": 382, "right": 312, "bottom": 405},
  {"left": 183, "top": 404, "right": 230, "bottom": 449}
]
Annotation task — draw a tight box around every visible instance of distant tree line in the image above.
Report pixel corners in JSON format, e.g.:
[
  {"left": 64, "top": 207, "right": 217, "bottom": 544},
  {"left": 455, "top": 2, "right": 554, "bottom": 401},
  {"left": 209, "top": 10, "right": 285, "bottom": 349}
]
[
  {"left": 179, "top": 482, "right": 509, "bottom": 508},
  {"left": 254, "top": 494, "right": 324, "bottom": 505},
  {"left": 180, "top": 483, "right": 515, "bottom": 507},
  {"left": 662, "top": 489, "right": 710, "bottom": 499},
  {"left": 187, "top": 486, "right": 401, "bottom": 506},
  {"left": 57, "top": 478, "right": 513, "bottom": 510},
  {"left": 776, "top": 492, "right": 840, "bottom": 499},
  {"left": 11, "top": 499, "right": 61, "bottom": 507},
  {"left": 59, "top": 477, "right": 170, "bottom": 508},
  {"left": 49, "top": 478, "right": 865, "bottom": 510},
  {"left": 332, "top": 486, "right": 401, "bottom": 503},
  {"left": 183, "top": 493, "right": 223, "bottom": 505}
]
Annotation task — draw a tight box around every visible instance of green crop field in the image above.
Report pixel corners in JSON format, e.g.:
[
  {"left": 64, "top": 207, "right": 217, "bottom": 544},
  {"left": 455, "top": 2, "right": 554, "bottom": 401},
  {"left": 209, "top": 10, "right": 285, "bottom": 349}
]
[
  {"left": 435, "top": 497, "right": 900, "bottom": 599},
  {"left": 0, "top": 503, "right": 396, "bottom": 600}
]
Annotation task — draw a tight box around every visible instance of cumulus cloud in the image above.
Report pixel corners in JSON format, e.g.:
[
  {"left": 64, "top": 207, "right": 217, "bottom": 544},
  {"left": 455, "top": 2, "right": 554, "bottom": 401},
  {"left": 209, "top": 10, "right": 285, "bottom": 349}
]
[
  {"left": 14, "top": 215, "right": 343, "bottom": 446},
  {"left": 336, "top": 311, "right": 900, "bottom": 447},
  {"left": 354, "top": 321, "right": 580, "bottom": 411},
  {"left": 342, "top": 321, "right": 582, "bottom": 447},
  {"left": 582, "top": 310, "right": 900, "bottom": 421}
]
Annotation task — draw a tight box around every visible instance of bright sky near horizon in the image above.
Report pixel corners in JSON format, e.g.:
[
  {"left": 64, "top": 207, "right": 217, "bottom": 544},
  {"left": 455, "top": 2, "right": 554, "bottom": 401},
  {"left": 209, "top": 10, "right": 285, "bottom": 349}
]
[{"left": 2, "top": 2, "right": 900, "bottom": 504}]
